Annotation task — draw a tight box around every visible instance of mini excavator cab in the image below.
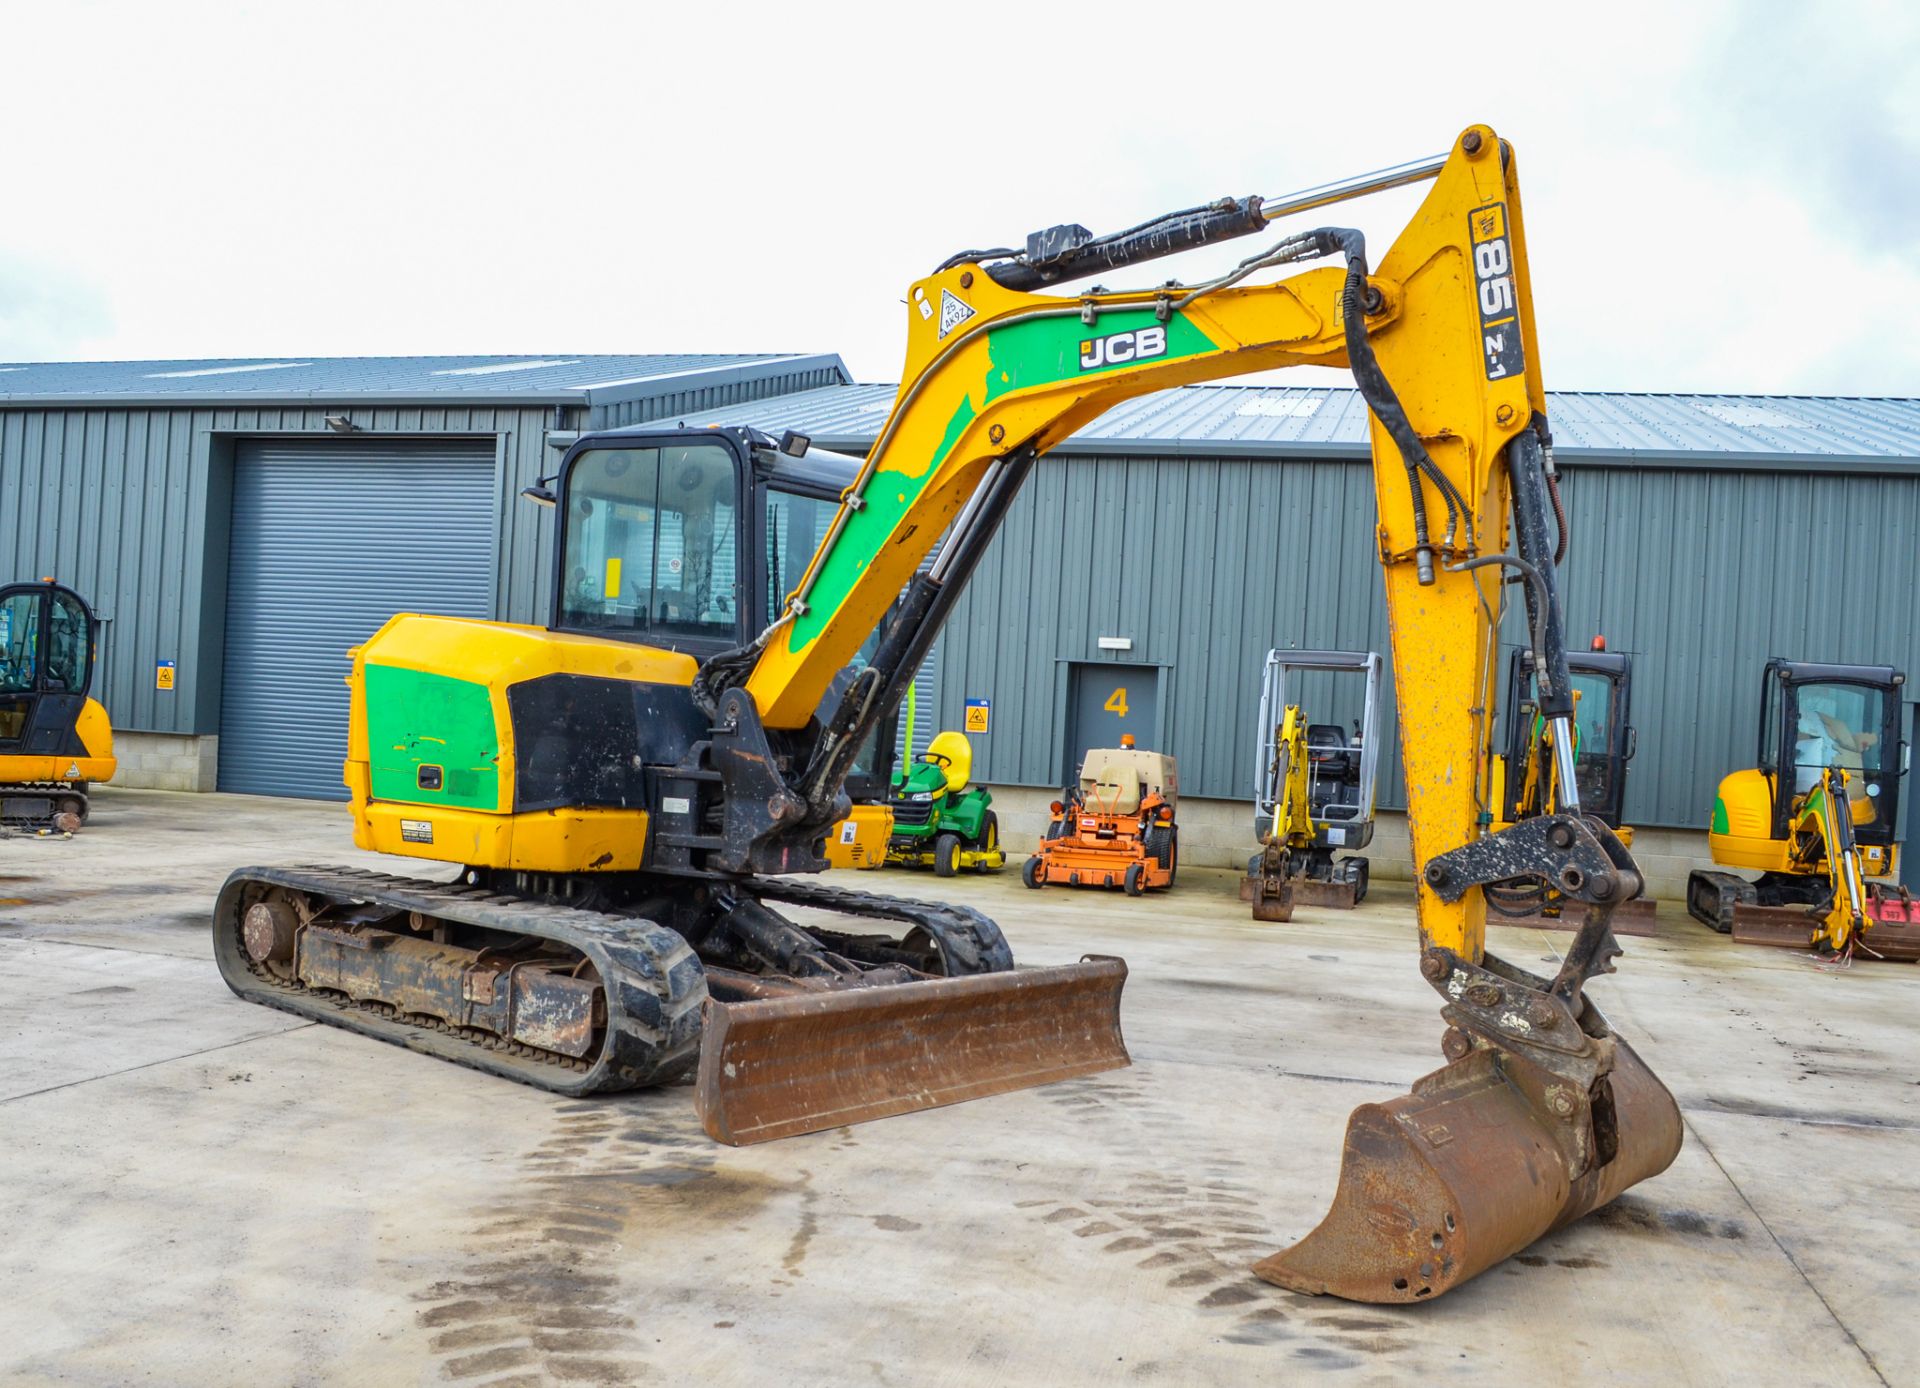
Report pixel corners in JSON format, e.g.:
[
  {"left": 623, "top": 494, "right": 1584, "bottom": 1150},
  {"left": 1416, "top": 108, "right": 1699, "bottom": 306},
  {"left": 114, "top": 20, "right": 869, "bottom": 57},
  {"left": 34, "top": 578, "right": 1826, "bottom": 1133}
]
[
  {"left": 1757, "top": 660, "right": 1902, "bottom": 843},
  {"left": 1502, "top": 645, "right": 1637, "bottom": 831},
  {"left": 0, "top": 580, "right": 116, "bottom": 829}
]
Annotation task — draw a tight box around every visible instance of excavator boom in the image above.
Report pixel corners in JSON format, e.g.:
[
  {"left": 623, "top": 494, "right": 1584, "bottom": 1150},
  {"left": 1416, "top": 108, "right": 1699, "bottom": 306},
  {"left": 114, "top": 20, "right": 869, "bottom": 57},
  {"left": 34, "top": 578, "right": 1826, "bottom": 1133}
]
[{"left": 697, "top": 123, "right": 1678, "bottom": 1302}]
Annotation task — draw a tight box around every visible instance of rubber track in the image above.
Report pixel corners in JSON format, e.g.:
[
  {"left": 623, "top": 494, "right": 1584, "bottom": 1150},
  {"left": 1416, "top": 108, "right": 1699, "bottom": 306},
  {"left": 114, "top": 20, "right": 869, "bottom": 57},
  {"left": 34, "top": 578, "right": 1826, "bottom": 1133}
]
[
  {"left": 746, "top": 876, "right": 1015, "bottom": 974},
  {"left": 0, "top": 781, "right": 88, "bottom": 830},
  {"left": 1687, "top": 870, "right": 1754, "bottom": 934},
  {"left": 213, "top": 865, "right": 707, "bottom": 1097}
]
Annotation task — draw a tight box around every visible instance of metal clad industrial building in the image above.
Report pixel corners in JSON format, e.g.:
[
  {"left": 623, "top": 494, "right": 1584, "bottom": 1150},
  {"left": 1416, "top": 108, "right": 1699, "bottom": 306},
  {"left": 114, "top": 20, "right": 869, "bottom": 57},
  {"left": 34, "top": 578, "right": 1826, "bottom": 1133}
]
[
  {"left": 6, "top": 351, "right": 1918, "bottom": 841},
  {"left": 0, "top": 353, "right": 848, "bottom": 791},
  {"left": 664, "top": 383, "right": 1920, "bottom": 831}
]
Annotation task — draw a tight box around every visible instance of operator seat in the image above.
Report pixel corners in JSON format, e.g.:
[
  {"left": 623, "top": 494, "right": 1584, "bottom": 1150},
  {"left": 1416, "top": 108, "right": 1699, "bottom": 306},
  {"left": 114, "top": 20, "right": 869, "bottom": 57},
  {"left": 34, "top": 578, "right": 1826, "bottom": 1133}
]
[{"left": 924, "top": 730, "right": 973, "bottom": 795}]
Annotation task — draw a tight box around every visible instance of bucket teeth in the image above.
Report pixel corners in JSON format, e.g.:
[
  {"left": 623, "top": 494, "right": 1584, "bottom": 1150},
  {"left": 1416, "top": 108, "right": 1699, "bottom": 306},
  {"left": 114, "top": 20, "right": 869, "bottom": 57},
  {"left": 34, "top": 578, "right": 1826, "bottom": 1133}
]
[{"left": 695, "top": 956, "right": 1130, "bottom": 1145}]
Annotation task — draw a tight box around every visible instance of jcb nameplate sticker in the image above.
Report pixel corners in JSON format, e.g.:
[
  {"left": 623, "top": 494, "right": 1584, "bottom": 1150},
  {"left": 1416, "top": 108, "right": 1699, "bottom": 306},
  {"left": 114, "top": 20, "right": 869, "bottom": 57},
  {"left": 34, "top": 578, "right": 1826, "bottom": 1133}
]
[
  {"left": 1079, "top": 324, "right": 1166, "bottom": 371},
  {"left": 401, "top": 819, "right": 434, "bottom": 844},
  {"left": 1469, "top": 203, "right": 1524, "bottom": 382}
]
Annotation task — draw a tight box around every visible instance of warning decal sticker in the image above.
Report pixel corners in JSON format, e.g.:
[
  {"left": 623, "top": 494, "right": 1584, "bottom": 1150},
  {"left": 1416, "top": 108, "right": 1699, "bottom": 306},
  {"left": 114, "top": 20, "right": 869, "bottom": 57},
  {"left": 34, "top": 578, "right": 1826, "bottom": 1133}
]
[{"left": 938, "top": 289, "right": 976, "bottom": 338}]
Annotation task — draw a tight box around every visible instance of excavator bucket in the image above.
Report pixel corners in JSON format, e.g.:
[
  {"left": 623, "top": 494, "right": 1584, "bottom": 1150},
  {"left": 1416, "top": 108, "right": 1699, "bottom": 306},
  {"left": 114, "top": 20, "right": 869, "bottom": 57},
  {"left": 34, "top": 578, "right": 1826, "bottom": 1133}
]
[
  {"left": 695, "top": 957, "right": 1130, "bottom": 1145},
  {"left": 1255, "top": 1013, "right": 1682, "bottom": 1302}
]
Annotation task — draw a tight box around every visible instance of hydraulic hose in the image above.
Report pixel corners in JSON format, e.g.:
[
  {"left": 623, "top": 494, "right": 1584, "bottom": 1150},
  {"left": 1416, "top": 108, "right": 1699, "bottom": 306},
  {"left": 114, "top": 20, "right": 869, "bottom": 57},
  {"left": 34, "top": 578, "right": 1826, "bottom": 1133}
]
[{"left": 1312, "top": 227, "right": 1474, "bottom": 583}]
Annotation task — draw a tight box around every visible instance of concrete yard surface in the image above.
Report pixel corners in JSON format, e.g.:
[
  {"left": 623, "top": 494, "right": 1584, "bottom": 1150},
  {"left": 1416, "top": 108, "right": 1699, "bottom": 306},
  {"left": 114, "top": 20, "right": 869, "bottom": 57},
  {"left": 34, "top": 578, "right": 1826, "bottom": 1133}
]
[{"left": 2, "top": 789, "right": 1916, "bottom": 1387}]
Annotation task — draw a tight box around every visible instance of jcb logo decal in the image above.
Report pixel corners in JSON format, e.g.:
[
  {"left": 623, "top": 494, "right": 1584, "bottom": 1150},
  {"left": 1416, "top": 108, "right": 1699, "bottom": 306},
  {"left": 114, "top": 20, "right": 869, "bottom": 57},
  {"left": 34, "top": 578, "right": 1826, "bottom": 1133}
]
[{"left": 1079, "top": 325, "right": 1167, "bottom": 371}]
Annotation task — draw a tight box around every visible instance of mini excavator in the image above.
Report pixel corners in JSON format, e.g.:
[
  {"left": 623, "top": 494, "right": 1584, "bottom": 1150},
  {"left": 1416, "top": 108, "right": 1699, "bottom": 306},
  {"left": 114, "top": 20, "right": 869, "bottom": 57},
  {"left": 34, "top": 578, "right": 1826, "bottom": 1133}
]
[
  {"left": 1688, "top": 658, "right": 1920, "bottom": 960},
  {"left": 214, "top": 124, "right": 1680, "bottom": 1303},
  {"left": 1, "top": 579, "right": 116, "bottom": 831}
]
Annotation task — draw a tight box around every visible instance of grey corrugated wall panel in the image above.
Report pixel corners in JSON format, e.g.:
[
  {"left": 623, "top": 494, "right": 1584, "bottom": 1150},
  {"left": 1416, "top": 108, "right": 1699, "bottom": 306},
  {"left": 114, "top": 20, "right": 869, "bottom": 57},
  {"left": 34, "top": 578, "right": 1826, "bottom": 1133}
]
[
  {"left": 220, "top": 438, "right": 496, "bottom": 798},
  {"left": 588, "top": 365, "right": 850, "bottom": 432},
  {"left": 928, "top": 452, "right": 1920, "bottom": 830},
  {"left": 0, "top": 404, "right": 559, "bottom": 737}
]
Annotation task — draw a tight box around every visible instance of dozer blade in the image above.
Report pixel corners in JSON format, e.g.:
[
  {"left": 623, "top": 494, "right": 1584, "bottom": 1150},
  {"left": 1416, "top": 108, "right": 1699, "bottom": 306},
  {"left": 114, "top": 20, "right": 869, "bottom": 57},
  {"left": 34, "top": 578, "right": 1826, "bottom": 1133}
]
[
  {"left": 1730, "top": 904, "right": 1822, "bottom": 950},
  {"left": 1494, "top": 898, "right": 1660, "bottom": 939},
  {"left": 1255, "top": 1034, "right": 1681, "bottom": 1303},
  {"left": 1859, "top": 920, "right": 1920, "bottom": 962},
  {"left": 1292, "top": 879, "right": 1361, "bottom": 910},
  {"left": 695, "top": 957, "right": 1129, "bottom": 1145}
]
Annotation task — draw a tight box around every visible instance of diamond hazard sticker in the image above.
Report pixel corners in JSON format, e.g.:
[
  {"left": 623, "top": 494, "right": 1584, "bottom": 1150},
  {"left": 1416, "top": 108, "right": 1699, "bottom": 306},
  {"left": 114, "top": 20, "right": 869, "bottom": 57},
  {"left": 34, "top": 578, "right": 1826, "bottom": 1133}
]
[{"left": 937, "top": 289, "right": 976, "bottom": 338}]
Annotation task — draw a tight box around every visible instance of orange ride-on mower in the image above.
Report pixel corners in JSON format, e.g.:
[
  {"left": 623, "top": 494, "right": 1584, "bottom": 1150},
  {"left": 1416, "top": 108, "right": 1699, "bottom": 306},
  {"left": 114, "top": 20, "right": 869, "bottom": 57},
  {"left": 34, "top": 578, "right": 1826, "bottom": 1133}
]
[{"left": 1023, "top": 737, "right": 1178, "bottom": 896}]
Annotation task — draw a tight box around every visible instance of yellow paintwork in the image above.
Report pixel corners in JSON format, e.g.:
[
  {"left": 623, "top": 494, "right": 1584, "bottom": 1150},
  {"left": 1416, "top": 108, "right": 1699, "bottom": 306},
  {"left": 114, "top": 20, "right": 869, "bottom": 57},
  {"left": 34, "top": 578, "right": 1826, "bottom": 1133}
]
[
  {"left": 0, "top": 697, "right": 117, "bottom": 784},
  {"left": 1267, "top": 706, "right": 1314, "bottom": 848},
  {"left": 344, "top": 613, "right": 693, "bottom": 872},
  {"left": 1708, "top": 769, "right": 1787, "bottom": 870},
  {"left": 742, "top": 125, "right": 1535, "bottom": 964},
  {"left": 824, "top": 802, "right": 894, "bottom": 870},
  {"left": 354, "top": 796, "right": 652, "bottom": 872}
]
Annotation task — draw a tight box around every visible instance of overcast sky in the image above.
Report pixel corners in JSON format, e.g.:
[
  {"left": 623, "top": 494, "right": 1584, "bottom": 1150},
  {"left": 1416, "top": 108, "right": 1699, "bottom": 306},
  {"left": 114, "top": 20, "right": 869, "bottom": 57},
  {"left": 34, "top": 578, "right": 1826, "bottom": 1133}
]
[{"left": 2, "top": 1, "right": 1915, "bottom": 395}]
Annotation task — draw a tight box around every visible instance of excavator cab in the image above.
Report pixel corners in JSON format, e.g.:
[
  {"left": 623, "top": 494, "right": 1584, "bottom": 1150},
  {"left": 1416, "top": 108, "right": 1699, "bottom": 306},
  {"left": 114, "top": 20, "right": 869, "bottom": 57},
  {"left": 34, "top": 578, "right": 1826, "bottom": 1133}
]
[
  {"left": 1688, "top": 659, "right": 1919, "bottom": 958},
  {"left": 1502, "top": 646, "right": 1636, "bottom": 831},
  {"left": 0, "top": 580, "right": 116, "bottom": 830},
  {"left": 1757, "top": 660, "right": 1901, "bottom": 841}
]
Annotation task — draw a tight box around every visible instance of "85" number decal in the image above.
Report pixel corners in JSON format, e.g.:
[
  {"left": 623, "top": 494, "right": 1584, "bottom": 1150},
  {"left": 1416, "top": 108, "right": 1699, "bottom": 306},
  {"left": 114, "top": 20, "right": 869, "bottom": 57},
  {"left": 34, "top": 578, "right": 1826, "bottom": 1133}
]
[{"left": 1469, "top": 204, "right": 1524, "bottom": 382}]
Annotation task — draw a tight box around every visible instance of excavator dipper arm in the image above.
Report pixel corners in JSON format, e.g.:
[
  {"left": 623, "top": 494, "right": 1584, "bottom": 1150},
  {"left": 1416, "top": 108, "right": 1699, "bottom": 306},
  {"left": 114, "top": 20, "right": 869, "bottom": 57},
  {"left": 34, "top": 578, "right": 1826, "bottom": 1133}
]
[{"left": 700, "top": 124, "right": 1680, "bottom": 1302}]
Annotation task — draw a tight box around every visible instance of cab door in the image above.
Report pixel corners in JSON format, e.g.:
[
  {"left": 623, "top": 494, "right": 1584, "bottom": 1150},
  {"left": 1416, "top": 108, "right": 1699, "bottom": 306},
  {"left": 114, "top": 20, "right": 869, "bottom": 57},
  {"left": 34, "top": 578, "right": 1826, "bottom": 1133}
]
[
  {"left": 0, "top": 583, "right": 96, "bottom": 759},
  {"left": 0, "top": 585, "right": 42, "bottom": 753}
]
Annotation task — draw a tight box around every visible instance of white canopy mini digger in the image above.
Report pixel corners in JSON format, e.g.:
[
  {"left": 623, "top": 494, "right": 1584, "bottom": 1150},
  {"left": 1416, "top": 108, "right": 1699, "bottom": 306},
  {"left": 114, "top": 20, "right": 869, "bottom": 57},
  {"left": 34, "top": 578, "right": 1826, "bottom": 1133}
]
[{"left": 1242, "top": 649, "right": 1382, "bottom": 919}]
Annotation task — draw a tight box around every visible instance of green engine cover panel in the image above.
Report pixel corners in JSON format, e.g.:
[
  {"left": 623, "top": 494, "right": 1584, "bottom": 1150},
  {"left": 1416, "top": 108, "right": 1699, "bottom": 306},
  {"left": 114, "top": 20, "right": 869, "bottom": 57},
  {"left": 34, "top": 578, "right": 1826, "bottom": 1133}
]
[{"left": 365, "top": 664, "right": 502, "bottom": 811}]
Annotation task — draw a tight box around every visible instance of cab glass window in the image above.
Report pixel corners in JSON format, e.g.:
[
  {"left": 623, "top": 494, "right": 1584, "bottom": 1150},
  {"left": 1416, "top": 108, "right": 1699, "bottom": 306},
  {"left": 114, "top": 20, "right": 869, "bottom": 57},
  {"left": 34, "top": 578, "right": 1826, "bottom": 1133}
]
[
  {"left": 0, "top": 592, "right": 40, "bottom": 693},
  {"left": 559, "top": 443, "right": 740, "bottom": 643},
  {"left": 46, "top": 590, "right": 90, "bottom": 691},
  {"left": 1790, "top": 681, "right": 1888, "bottom": 792},
  {"left": 765, "top": 488, "right": 839, "bottom": 626},
  {"left": 1569, "top": 669, "right": 1615, "bottom": 809}
]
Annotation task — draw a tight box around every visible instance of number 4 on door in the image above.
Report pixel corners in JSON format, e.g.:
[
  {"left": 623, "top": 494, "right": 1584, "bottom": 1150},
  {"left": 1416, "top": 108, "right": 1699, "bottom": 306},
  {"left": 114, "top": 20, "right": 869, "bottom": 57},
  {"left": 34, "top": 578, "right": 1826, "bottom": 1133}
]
[{"left": 1104, "top": 687, "right": 1128, "bottom": 717}]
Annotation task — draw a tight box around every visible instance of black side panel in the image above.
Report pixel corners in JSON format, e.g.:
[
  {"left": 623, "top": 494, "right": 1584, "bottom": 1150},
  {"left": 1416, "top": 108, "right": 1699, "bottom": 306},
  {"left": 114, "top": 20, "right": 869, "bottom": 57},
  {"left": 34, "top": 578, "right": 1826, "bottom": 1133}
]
[
  {"left": 508, "top": 675, "right": 708, "bottom": 813},
  {"left": 23, "top": 692, "right": 86, "bottom": 756}
]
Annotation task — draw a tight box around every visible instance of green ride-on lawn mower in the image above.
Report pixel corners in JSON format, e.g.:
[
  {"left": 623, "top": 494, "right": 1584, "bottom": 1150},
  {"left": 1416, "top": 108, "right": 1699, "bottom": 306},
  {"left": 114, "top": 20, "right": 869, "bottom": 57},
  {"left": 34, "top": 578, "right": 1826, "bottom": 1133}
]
[{"left": 886, "top": 730, "right": 1007, "bottom": 876}]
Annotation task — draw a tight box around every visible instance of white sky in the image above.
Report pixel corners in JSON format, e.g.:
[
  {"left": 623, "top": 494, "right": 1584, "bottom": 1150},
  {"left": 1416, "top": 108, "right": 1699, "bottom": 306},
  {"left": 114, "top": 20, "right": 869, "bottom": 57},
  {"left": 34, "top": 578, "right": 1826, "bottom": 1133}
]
[{"left": 2, "top": 0, "right": 1916, "bottom": 394}]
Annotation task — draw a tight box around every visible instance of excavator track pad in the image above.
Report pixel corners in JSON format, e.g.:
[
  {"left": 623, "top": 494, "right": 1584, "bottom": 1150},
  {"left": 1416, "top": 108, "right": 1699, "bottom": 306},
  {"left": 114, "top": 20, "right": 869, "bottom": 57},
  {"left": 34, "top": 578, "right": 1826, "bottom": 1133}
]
[{"left": 697, "top": 957, "right": 1130, "bottom": 1145}]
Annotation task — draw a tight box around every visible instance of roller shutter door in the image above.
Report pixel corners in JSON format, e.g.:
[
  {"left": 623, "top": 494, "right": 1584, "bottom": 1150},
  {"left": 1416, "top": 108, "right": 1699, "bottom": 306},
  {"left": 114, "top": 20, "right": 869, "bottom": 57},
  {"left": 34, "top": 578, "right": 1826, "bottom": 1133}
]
[{"left": 219, "top": 437, "right": 496, "bottom": 798}]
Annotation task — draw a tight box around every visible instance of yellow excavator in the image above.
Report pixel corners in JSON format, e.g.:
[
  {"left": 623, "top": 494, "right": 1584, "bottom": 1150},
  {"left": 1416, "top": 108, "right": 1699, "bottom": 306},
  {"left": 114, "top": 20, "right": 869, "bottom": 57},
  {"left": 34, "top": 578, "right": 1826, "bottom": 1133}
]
[
  {"left": 212, "top": 124, "right": 1680, "bottom": 1303},
  {"left": 1687, "top": 659, "right": 1920, "bottom": 961},
  {"left": 1, "top": 579, "right": 116, "bottom": 832}
]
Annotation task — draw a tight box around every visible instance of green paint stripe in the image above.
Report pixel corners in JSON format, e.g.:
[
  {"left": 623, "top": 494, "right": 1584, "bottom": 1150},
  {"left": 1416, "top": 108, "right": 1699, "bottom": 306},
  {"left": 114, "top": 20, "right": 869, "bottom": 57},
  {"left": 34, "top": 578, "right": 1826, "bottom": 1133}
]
[
  {"left": 787, "top": 308, "right": 1217, "bottom": 653},
  {"left": 365, "top": 664, "right": 501, "bottom": 811}
]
